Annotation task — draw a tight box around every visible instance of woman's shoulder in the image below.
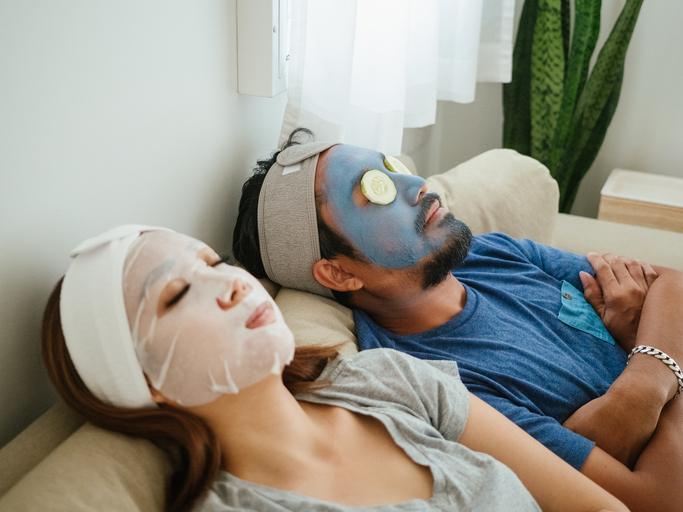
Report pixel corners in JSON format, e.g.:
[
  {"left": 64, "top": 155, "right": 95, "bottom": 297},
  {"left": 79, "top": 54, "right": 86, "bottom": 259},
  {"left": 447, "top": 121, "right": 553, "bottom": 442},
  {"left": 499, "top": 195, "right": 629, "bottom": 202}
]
[
  {"left": 308, "top": 349, "right": 466, "bottom": 419},
  {"left": 322, "top": 348, "right": 461, "bottom": 382}
]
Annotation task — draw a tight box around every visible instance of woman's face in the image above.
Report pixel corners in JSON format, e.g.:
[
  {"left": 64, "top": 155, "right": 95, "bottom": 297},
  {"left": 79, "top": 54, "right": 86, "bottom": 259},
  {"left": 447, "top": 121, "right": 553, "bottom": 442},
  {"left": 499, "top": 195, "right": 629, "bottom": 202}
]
[{"left": 122, "top": 231, "right": 294, "bottom": 406}]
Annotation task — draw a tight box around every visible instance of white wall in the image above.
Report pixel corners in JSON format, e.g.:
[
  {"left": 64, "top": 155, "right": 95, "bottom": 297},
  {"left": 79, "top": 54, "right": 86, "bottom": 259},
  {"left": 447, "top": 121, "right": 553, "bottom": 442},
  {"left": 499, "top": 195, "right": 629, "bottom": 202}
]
[
  {"left": 0, "top": 1, "right": 287, "bottom": 448},
  {"left": 403, "top": 83, "right": 505, "bottom": 178}
]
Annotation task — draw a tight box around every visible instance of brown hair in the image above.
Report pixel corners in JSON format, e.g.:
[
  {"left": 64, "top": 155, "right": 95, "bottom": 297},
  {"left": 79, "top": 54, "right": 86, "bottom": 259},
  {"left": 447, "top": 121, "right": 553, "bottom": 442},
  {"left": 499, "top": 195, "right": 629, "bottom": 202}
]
[{"left": 42, "top": 278, "right": 340, "bottom": 512}]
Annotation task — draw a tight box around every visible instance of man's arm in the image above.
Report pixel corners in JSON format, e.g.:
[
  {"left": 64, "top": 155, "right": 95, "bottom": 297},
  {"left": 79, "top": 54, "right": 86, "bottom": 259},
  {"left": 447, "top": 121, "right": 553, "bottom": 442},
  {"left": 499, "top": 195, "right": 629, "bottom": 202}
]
[
  {"left": 564, "top": 269, "right": 683, "bottom": 511},
  {"left": 580, "top": 396, "right": 683, "bottom": 512},
  {"left": 625, "top": 263, "right": 683, "bottom": 383}
]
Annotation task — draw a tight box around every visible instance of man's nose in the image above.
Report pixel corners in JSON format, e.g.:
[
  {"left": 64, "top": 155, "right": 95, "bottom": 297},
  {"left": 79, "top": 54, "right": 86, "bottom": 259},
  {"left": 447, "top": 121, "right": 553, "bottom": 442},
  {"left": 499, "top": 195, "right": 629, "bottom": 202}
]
[
  {"left": 415, "top": 181, "right": 428, "bottom": 204},
  {"left": 399, "top": 174, "right": 428, "bottom": 206},
  {"left": 216, "top": 278, "right": 252, "bottom": 310}
]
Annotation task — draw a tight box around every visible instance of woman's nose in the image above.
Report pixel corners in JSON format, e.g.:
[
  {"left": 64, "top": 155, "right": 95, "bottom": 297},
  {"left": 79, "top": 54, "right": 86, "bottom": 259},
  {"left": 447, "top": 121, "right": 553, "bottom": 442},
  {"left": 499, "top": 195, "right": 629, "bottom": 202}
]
[{"left": 216, "top": 278, "right": 252, "bottom": 310}]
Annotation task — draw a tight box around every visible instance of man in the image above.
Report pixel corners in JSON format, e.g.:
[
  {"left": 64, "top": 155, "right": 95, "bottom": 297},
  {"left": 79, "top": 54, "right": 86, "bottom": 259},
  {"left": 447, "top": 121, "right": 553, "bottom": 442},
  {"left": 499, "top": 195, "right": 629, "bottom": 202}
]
[{"left": 233, "top": 129, "right": 683, "bottom": 511}]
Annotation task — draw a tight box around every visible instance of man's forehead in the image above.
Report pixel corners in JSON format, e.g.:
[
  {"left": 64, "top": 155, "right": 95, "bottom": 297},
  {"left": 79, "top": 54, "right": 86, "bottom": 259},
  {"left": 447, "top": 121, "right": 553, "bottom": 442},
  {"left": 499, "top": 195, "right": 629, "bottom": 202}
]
[
  {"left": 320, "top": 144, "right": 378, "bottom": 164},
  {"left": 316, "top": 144, "right": 343, "bottom": 174},
  {"left": 315, "top": 144, "right": 381, "bottom": 181}
]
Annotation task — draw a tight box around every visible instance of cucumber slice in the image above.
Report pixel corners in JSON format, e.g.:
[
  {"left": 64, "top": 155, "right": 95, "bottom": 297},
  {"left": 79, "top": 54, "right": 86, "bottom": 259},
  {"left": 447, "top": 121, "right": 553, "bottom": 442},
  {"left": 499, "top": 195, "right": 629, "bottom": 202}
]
[
  {"left": 361, "top": 170, "right": 396, "bottom": 205},
  {"left": 384, "top": 156, "right": 412, "bottom": 175}
]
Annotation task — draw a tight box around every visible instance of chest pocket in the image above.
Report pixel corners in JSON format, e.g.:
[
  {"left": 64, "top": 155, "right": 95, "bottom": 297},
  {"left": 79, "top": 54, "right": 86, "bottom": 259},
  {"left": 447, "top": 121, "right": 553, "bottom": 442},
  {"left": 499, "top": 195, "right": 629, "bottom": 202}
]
[{"left": 558, "top": 280, "right": 615, "bottom": 345}]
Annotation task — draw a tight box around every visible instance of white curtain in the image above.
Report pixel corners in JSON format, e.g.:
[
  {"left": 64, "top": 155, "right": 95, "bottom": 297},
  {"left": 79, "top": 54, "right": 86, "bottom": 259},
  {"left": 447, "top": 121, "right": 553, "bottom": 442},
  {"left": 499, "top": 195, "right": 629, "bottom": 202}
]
[{"left": 280, "top": 0, "right": 516, "bottom": 156}]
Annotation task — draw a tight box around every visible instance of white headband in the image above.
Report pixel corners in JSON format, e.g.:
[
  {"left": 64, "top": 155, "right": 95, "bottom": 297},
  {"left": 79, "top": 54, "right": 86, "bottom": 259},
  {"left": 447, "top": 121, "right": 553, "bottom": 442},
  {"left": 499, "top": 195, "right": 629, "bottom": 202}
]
[{"left": 60, "top": 224, "right": 172, "bottom": 408}]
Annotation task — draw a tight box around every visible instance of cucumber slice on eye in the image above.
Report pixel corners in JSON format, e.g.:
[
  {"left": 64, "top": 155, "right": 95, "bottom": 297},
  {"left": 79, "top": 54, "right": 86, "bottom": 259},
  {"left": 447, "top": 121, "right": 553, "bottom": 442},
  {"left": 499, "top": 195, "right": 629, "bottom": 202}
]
[
  {"left": 384, "top": 156, "right": 412, "bottom": 175},
  {"left": 361, "top": 170, "right": 397, "bottom": 205}
]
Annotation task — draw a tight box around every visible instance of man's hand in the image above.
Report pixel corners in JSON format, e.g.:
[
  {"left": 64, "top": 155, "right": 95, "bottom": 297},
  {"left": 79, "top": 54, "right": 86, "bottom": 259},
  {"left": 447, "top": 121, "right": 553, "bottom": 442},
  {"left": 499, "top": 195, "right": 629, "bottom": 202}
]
[{"left": 580, "top": 252, "right": 658, "bottom": 351}]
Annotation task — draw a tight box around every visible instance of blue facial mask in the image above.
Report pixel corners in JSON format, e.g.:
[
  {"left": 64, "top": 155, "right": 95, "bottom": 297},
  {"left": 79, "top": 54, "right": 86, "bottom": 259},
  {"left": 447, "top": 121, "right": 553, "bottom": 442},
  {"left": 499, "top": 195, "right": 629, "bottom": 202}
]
[{"left": 320, "top": 145, "right": 450, "bottom": 269}]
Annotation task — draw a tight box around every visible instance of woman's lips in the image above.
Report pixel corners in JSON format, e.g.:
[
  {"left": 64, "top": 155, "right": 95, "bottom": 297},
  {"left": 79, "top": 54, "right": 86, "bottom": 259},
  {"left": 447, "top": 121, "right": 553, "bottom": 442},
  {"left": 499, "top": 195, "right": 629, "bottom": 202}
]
[{"left": 245, "top": 301, "right": 276, "bottom": 329}]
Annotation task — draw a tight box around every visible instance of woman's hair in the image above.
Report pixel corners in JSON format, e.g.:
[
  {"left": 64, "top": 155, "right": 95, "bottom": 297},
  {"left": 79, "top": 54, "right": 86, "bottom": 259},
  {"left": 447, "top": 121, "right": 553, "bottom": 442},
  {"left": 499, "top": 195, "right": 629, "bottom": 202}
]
[{"left": 42, "top": 278, "right": 340, "bottom": 512}]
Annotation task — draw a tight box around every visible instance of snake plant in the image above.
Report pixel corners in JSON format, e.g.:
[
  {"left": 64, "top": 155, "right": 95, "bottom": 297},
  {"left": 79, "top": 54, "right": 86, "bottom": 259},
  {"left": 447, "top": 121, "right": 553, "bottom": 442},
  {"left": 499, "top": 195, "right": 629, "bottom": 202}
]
[{"left": 503, "top": 0, "right": 644, "bottom": 213}]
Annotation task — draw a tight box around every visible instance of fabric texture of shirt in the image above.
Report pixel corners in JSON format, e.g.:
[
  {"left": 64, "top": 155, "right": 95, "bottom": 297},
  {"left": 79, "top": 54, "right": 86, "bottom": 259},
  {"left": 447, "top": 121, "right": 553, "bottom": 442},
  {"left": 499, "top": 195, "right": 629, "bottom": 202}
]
[
  {"left": 355, "top": 233, "right": 628, "bottom": 470},
  {"left": 197, "top": 349, "right": 540, "bottom": 511}
]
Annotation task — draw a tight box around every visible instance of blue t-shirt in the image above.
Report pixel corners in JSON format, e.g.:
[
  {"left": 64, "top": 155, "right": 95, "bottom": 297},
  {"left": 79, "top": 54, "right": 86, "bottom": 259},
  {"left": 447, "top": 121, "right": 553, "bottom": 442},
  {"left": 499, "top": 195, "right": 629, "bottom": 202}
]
[{"left": 354, "top": 233, "right": 628, "bottom": 470}]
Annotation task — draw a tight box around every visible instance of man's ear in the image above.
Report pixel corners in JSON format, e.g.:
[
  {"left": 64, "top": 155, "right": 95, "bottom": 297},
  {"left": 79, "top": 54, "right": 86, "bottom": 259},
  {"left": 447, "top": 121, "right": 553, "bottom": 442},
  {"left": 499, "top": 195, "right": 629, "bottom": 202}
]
[{"left": 312, "top": 258, "right": 363, "bottom": 292}]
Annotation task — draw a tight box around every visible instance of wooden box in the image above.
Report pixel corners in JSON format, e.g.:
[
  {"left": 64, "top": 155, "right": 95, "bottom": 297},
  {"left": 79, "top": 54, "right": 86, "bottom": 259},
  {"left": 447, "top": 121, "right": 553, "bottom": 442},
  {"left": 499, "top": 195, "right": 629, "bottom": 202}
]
[{"left": 597, "top": 169, "right": 683, "bottom": 233}]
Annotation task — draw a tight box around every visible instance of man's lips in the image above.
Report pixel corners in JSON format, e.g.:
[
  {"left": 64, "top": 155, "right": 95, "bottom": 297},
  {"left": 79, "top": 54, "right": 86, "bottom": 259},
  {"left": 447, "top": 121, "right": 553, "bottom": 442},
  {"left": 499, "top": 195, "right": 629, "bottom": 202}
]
[
  {"left": 424, "top": 202, "right": 444, "bottom": 227},
  {"left": 415, "top": 193, "right": 444, "bottom": 233},
  {"left": 245, "top": 301, "right": 276, "bottom": 329}
]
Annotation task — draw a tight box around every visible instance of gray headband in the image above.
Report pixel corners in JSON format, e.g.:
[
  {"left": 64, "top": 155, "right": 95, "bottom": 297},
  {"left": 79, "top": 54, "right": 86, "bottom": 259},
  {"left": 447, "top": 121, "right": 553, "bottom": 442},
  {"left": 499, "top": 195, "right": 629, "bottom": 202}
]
[{"left": 257, "top": 141, "right": 338, "bottom": 298}]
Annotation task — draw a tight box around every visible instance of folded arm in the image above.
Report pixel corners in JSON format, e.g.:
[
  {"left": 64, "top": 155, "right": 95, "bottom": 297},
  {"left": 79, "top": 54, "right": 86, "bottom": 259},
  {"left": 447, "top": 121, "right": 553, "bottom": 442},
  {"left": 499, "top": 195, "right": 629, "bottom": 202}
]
[
  {"left": 567, "top": 263, "right": 683, "bottom": 446},
  {"left": 579, "top": 396, "right": 683, "bottom": 512},
  {"left": 564, "top": 266, "right": 683, "bottom": 510}
]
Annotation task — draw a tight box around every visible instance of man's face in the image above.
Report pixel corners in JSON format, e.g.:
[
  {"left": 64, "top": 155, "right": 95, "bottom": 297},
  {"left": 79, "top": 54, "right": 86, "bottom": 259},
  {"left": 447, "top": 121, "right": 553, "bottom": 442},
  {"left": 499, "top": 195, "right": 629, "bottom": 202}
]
[
  {"left": 315, "top": 144, "right": 471, "bottom": 288},
  {"left": 316, "top": 144, "right": 455, "bottom": 269}
]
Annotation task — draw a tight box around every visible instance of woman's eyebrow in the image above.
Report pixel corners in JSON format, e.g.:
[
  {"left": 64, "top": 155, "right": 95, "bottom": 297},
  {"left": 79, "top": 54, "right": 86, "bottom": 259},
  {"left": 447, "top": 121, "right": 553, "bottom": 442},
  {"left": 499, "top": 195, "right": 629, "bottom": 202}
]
[
  {"left": 211, "top": 256, "right": 227, "bottom": 267},
  {"left": 139, "top": 259, "right": 175, "bottom": 300}
]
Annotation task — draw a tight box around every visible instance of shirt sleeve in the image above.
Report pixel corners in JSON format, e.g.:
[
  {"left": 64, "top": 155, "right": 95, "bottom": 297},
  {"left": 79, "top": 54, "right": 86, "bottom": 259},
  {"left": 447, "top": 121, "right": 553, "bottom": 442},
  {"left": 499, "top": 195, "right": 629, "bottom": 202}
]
[
  {"left": 483, "top": 233, "right": 594, "bottom": 290},
  {"left": 314, "top": 349, "right": 471, "bottom": 443},
  {"left": 474, "top": 389, "right": 596, "bottom": 470}
]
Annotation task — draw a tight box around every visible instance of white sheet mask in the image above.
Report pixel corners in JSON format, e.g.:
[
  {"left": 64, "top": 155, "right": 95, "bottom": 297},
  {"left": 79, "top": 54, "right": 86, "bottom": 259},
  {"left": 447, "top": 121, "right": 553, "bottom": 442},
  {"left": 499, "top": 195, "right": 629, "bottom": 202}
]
[{"left": 122, "top": 231, "right": 295, "bottom": 406}]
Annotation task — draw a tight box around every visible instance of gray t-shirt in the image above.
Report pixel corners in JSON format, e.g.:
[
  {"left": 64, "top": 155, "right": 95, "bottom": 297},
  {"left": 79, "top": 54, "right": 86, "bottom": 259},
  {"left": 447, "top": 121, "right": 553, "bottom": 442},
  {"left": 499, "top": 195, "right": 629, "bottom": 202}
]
[{"left": 197, "top": 349, "right": 540, "bottom": 511}]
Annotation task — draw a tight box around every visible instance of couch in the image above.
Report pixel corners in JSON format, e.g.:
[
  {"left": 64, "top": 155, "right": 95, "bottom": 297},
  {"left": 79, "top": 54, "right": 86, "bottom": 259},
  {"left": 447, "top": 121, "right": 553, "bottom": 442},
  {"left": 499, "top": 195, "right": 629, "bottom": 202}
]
[{"left": 2, "top": 149, "right": 682, "bottom": 511}]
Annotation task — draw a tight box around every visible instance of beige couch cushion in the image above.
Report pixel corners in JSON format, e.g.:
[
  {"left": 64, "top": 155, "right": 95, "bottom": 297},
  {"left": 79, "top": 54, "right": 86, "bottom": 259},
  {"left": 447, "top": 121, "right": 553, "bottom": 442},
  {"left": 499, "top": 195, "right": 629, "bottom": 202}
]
[
  {"left": 425, "top": 149, "right": 558, "bottom": 243},
  {"left": 276, "top": 287, "right": 358, "bottom": 357},
  {"left": 0, "top": 423, "right": 172, "bottom": 511}
]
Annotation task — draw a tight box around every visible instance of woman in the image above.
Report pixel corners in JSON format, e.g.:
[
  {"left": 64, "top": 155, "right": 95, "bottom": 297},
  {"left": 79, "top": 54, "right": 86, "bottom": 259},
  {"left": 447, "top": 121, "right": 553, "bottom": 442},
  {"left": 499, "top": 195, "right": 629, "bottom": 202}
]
[{"left": 43, "top": 225, "right": 627, "bottom": 512}]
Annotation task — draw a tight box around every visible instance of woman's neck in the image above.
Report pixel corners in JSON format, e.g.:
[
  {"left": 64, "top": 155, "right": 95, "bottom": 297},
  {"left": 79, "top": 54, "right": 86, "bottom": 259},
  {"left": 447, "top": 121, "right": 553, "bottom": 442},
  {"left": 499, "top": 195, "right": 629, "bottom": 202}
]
[
  {"left": 190, "top": 375, "right": 340, "bottom": 480},
  {"left": 189, "top": 375, "right": 437, "bottom": 507}
]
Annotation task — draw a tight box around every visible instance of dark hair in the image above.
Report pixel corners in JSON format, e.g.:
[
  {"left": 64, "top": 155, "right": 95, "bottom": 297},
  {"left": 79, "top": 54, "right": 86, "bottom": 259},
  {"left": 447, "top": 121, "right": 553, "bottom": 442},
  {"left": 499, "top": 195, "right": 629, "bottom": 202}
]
[
  {"left": 42, "top": 278, "right": 340, "bottom": 512},
  {"left": 233, "top": 128, "right": 362, "bottom": 307}
]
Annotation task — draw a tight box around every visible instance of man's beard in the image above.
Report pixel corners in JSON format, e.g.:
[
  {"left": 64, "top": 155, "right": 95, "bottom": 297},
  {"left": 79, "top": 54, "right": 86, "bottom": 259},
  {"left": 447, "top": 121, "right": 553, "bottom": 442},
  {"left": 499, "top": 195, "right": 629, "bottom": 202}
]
[{"left": 412, "top": 194, "right": 472, "bottom": 290}]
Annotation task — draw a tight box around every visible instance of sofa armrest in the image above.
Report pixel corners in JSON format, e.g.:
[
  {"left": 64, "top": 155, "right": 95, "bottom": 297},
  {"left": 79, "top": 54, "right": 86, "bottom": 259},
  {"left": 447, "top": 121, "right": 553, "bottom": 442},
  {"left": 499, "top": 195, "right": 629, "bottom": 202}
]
[
  {"left": 0, "top": 423, "right": 172, "bottom": 512},
  {"left": 551, "top": 214, "right": 683, "bottom": 271},
  {"left": 0, "top": 401, "right": 84, "bottom": 497}
]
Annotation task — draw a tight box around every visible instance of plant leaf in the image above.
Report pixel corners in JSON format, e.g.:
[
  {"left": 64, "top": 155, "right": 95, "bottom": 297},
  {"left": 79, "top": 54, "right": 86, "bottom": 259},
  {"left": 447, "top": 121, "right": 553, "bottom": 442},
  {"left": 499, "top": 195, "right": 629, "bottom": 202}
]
[
  {"left": 561, "top": 0, "right": 570, "bottom": 73},
  {"left": 503, "top": 0, "right": 538, "bottom": 155},
  {"left": 547, "top": 0, "right": 601, "bottom": 171},
  {"left": 555, "top": 0, "right": 644, "bottom": 207},
  {"left": 530, "top": 0, "right": 565, "bottom": 165},
  {"left": 559, "top": 67, "right": 624, "bottom": 212}
]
